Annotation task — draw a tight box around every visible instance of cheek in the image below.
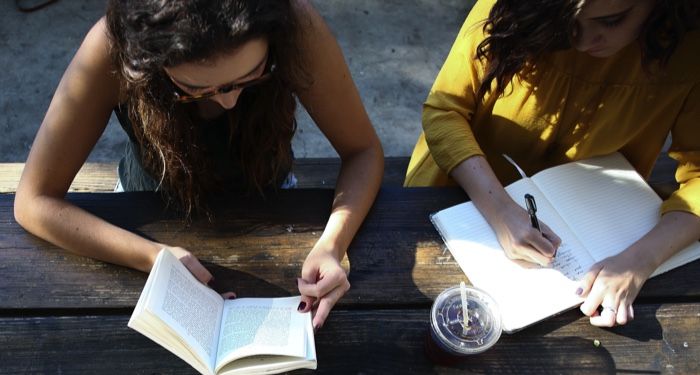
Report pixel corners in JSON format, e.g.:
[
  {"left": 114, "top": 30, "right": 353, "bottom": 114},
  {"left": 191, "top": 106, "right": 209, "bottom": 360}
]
[{"left": 607, "top": 24, "right": 643, "bottom": 48}]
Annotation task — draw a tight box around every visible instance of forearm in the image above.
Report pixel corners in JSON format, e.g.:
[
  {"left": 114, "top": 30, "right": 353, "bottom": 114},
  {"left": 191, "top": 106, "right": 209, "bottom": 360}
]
[
  {"left": 314, "top": 146, "right": 383, "bottom": 260},
  {"left": 14, "top": 194, "right": 161, "bottom": 272},
  {"left": 624, "top": 211, "right": 700, "bottom": 272},
  {"left": 450, "top": 155, "right": 515, "bottom": 221}
]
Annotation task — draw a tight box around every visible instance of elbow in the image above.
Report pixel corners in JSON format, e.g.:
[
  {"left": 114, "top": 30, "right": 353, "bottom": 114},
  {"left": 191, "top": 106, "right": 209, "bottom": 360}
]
[
  {"left": 13, "top": 187, "right": 47, "bottom": 233},
  {"left": 13, "top": 189, "right": 34, "bottom": 231}
]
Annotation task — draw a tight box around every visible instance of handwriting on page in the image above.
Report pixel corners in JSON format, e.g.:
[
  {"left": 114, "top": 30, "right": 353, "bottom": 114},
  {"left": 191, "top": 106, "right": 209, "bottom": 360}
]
[{"left": 550, "top": 242, "right": 588, "bottom": 280}]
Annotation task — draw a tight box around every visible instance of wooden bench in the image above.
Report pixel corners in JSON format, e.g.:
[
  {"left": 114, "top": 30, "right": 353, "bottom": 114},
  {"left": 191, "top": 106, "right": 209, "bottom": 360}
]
[
  {"left": 1, "top": 188, "right": 699, "bottom": 373},
  {"left": 0, "top": 158, "right": 410, "bottom": 192},
  {"left": 0, "top": 153, "right": 679, "bottom": 196}
]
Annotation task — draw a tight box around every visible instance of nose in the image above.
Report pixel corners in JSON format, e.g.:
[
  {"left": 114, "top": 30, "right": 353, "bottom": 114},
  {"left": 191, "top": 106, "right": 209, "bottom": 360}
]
[
  {"left": 211, "top": 89, "right": 242, "bottom": 109},
  {"left": 574, "top": 24, "right": 604, "bottom": 52}
]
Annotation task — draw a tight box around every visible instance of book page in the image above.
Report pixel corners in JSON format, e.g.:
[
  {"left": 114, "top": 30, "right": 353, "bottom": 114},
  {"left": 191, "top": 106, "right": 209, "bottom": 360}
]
[
  {"left": 145, "top": 249, "right": 224, "bottom": 372},
  {"left": 214, "top": 296, "right": 307, "bottom": 373},
  {"left": 531, "top": 153, "right": 662, "bottom": 262},
  {"left": 432, "top": 178, "right": 590, "bottom": 332}
]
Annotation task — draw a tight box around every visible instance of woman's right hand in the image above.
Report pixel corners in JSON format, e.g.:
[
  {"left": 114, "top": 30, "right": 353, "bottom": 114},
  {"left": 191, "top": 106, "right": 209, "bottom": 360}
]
[
  {"left": 451, "top": 156, "right": 562, "bottom": 267},
  {"left": 160, "top": 246, "right": 237, "bottom": 299},
  {"left": 164, "top": 246, "right": 215, "bottom": 285},
  {"left": 489, "top": 200, "right": 562, "bottom": 266}
]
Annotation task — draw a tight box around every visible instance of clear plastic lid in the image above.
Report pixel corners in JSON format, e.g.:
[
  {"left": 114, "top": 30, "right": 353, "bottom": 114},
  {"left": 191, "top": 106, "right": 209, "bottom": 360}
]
[{"left": 430, "top": 285, "right": 502, "bottom": 355}]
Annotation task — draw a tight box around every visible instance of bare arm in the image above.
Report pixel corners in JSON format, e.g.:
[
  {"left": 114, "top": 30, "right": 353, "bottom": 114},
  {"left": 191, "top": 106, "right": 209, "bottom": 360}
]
[
  {"left": 13, "top": 19, "right": 212, "bottom": 282},
  {"left": 292, "top": 0, "right": 384, "bottom": 329}
]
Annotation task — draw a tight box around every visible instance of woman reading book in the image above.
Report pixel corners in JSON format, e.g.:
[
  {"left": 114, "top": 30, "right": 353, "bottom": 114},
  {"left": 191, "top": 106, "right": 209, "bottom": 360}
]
[
  {"left": 14, "top": 0, "right": 384, "bottom": 331},
  {"left": 405, "top": 0, "right": 700, "bottom": 327}
]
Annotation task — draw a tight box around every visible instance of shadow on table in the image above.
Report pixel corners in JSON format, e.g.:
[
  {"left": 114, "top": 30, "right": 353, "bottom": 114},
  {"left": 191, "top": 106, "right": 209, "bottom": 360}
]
[
  {"left": 342, "top": 187, "right": 471, "bottom": 307},
  {"left": 311, "top": 329, "right": 618, "bottom": 374},
  {"left": 204, "top": 262, "right": 292, "bottom": 298}
]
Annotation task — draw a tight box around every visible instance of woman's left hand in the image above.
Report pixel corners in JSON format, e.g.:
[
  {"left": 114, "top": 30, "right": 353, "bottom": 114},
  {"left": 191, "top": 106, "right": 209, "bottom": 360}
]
[
  {"left": 577, "top": 250, "right": 655, "bottom": 327},
  {"left": 296, "top": 247, "right": 350, "bottom": 331}
]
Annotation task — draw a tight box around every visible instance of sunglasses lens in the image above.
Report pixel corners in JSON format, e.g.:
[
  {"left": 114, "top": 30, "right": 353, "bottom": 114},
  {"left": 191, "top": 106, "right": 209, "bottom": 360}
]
[{"left": 219, "top": 84, "right": 236, "bottom": 94}]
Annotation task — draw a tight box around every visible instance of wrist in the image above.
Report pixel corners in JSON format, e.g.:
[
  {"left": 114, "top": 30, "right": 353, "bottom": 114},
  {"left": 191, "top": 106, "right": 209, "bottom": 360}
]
[
  {"left": 140, "top": 241, "right": 166, "bottom": 272},
  {"left": 618, "top": 244, "right": 660, "bottom": 276},
  {"left": 310, "top": 238, "right": 344, "bottom": 261}
]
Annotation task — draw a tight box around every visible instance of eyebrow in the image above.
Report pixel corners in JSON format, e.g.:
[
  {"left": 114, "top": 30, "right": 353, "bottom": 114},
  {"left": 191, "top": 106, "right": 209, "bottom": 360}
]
[
  {"left": 172, "top": 54, "right": 268, "bottom": 90},
  {"left": 588, "top": 5, "right": 634, "bottom": 22}
]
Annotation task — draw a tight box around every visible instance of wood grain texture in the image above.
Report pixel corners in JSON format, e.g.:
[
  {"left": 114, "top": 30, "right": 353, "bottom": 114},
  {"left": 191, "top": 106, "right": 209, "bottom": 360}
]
[
  {"left": 0, "top": 158, "right": 410, "bottom": 193},
  {"left": 0, "top": 154, "right": 677, "bottom": 194},
  {"left": 1, "top": 304, "right": 698, "bottom": 374},
  {"left": 2, "top": 188, "right": 699, "bottom": 310}
]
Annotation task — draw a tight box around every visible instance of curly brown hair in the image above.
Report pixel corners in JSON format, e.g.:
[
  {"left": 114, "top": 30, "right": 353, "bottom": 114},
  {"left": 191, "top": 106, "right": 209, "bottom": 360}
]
[
  {"left": 475, "top": 0, "right": 699, "bottom": 101},
  {"left": 106, "top": 0, "right": 310, "bottom": 217}
]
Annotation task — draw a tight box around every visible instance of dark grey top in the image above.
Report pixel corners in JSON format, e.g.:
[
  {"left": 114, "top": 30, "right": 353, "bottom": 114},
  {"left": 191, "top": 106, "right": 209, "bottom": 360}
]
[{"left": 113, "top": 105, "right": 293, "bottom": 192}]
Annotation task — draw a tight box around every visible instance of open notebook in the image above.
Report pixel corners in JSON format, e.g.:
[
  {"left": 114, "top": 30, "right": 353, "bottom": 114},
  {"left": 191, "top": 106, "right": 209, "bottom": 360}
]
[{"left": 431, "top": 152, "right": 700, "bottom": 333}]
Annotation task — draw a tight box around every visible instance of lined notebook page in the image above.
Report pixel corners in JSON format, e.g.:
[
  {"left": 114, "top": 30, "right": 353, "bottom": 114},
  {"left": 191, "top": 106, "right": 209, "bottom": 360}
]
[
  {"left": 531, "top": 153, "right": 660, "bottom": 262},
  {"left": 432, "top": 178, "right": 588, "bottom": 332}
]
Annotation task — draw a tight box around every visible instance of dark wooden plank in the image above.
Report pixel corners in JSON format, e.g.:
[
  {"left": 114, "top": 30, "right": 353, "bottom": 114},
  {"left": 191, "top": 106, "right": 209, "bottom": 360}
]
[
  {"left": 2, "top": 189, "right": 699, "bottom": 310},
  {"left": 292, "top": 157, "right": 409, "bottom": 188},
  {"left": 1, "top": 303, "right": 698, "bottom": 374}
]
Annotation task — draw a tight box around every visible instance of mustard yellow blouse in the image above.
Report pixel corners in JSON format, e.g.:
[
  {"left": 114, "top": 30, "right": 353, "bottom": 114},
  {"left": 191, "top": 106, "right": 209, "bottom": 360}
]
[{"left": 405, "top": 0, "right": 700, "bottom": 217}]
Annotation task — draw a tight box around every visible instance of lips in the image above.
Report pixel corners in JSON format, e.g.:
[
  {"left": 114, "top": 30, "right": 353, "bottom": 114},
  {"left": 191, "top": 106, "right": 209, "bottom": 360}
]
[{"left": 585, "top": 46, "right": 606, "bottom": 55}]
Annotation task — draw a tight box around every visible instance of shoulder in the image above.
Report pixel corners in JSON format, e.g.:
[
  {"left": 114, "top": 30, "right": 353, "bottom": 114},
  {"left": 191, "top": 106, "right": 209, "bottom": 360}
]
[
  {"left": 290, "top": 0, "right": 320, "bottom": 28},
  {"left": 460, "top": 0, "right": 495, "bottom": 40},
  {"left": 72, "top": 18, "right": 124, "bottom": 102},
  {"left": 446, "top": 0, "right": 495, "bottom": 63}
]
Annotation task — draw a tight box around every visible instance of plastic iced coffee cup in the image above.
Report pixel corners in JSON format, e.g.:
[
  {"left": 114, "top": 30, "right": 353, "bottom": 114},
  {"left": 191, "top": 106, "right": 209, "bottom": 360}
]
[{"left": 425, "top": 284, "right": 502, "bottom": 364}]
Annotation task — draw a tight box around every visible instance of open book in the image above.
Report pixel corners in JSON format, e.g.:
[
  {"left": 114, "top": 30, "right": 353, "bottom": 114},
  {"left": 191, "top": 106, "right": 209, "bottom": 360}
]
[
  {"left": 128, "top": 249, "right": 316, "bottom": 375},
  {"left": 431, "top": 152, "right": 700, "bottom": 333}
]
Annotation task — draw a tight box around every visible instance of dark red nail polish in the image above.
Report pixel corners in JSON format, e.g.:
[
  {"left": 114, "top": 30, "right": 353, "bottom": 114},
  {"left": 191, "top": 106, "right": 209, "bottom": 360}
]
[{"left": 297, "top": 301, "right": 307, "bottom": 311}]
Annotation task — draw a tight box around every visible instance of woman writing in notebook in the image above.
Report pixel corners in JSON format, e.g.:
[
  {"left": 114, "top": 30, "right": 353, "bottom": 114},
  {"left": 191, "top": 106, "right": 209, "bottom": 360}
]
[
  {"left": 14, "top": 0, "right": 384, "bottom": 330},
  {"left": 405, "top": 0, "right": 700, "bottom": 327}
]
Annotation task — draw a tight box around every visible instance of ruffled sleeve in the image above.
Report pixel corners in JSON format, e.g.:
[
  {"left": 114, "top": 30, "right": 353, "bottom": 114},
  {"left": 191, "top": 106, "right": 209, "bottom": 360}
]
[{"left": 420, "top": 0, "right": 492, "bottom": 175}]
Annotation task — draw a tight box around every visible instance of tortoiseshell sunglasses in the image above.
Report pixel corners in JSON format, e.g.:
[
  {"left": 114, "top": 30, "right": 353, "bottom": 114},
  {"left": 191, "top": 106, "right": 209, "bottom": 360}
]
[{"left": 171, "top": 59, "right": 276, "bottom": 103}]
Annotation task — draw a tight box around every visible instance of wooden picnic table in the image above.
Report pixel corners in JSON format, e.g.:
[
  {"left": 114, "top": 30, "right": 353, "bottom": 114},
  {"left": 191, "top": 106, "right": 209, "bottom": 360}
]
[{"left": 1, "top": 186, "right": 699, "bottom": 374}]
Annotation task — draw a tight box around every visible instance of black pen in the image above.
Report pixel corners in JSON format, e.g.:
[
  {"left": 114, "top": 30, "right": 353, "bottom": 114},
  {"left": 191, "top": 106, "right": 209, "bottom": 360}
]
[
  {"left": 524, "top": 194, "right": 541, "bottom": 233},
  {"left": 525, "top": 193, "right": 557, "bottom": 258}
]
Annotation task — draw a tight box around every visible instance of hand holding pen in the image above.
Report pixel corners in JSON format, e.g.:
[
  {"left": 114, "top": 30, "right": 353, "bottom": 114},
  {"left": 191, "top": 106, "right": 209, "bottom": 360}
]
[
  {"left": 519, "top": 193, "right": 560, "bottom": 264},
  {"left": 524, "top": 194, "right": 541, "bottom": 233}
]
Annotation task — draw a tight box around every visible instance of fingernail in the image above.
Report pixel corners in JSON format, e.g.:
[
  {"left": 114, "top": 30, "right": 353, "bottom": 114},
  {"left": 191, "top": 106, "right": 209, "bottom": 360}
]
[
  {"left": 207, "top": 277, "right": 215, "bottom": 286},
  {"left": 228, "top": 295, "right": 236, "bottom": 300},
  {"left": 297, "top": 301, "right": 307, "bottom": 311},
  {"left": 575, "top": 287, "right": 583, "bottom": 296},
  {"left": 313, "top": 323, "right": 322, "bottom": 331}
]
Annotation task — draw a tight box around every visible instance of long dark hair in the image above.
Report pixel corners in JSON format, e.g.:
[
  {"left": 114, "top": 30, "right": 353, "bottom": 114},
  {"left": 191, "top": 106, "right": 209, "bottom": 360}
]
[
  {"left": 475, "top": 0, "right": 699, "bottom": 101},
  {"left": 106, "top": 0, "right": 309, "bottom": 217}
]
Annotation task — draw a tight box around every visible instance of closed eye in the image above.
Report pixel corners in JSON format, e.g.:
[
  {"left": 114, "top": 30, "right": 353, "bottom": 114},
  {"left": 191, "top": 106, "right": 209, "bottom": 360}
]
[{"left": 598, "top": 14, "right": 627, "bottom": 28}]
